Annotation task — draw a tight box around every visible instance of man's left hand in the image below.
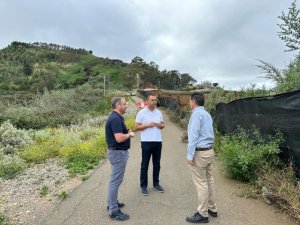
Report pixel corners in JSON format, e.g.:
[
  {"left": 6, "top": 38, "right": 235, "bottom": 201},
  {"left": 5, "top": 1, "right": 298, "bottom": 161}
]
[{"left": 187, "top": 160, "right": 194, "bottom": 165}]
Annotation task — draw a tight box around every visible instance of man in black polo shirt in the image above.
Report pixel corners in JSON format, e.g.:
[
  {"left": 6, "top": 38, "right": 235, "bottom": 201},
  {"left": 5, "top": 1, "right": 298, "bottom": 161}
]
[{"left": 105, "top": 97, "right": 134, "bottom": 221}]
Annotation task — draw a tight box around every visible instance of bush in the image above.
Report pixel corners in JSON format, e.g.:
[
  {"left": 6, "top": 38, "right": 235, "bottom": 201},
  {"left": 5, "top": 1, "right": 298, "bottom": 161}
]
[
  {"left": 60, "top": 133, "right": 107, "bottom": 175},
  {"left": 0, "top": 121, "right": 32, "bottom": 156},
  {"left": 93, "top": 96, "right": 111, "bottom": 114},
  {"left": 218, "top": 127, "right": 283, "bottom": 181},
  {"left": 0, "top": 156, "right": 25, "bottom": 179},
  {"left": 0, "top": 85, "right": 105, "bottom": 129},
  {"left": 20, "top": 135, "right": 63, "bottom": 163}
]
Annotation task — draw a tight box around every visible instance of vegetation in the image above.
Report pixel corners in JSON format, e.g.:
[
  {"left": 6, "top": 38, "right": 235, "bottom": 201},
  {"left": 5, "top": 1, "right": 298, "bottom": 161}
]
[
  {"left": 1, "top": 1, "right": 300, "bottom": 220},
  {"left": 39, "top": 185, "right": 49, "bottom": 197},
  {"left": 278, "top": 0, "right": 300, "bottom": 52},
  {"left": 0, "top": 42, "right": 196, "bottom": 97},
  {"left": 257, "top": 164, "right": 300, "bottom": 221},
  {"left": 57, "top": 190, "right": 68, "bottom": 200},
  {"left": 257, "top": 0, "right": 300, "bottom": 93},
  {"left": 0, "top": 213, "right": 14, "bottom": 225},
  {"left": 218, "top": 127, "right": 283, "bottom": 181}
]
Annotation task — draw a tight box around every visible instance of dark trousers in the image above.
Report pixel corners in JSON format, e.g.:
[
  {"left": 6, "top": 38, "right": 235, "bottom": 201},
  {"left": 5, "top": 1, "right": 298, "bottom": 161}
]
[{"left": 140, "top": 141, "right": 162, "bottom": 188}]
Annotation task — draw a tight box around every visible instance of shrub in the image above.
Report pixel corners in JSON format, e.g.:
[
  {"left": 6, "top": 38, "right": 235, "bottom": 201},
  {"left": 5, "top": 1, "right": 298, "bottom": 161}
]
[
  {"left": 59, "top": 132, "right": 107, "bottom": 175},
  {"left": 0, "top": 85, "right": 105, "bottom": 129},
  {"left": 125, "top": 117, "right": 136, "bottom": 131},
  {"left": 0, "top": 156, "right": 25, "bottom": 179},
  {"left": 39, "top": 185, "right": 49, "bottom": 197},
  {"left": 57, "top": 190, "right": 68, "bottom": 200},
  {"left": 218, "top": 127, "right": 283, "bottom": 181},
  {"left": 20, "top": 136, "right": 63, "bottom": 163},
  {"left": 0, "top": 120, "right": 32, "bottom": 156},
  {"left": 93, "top": 96, "right": 111, "bottom": 114}
]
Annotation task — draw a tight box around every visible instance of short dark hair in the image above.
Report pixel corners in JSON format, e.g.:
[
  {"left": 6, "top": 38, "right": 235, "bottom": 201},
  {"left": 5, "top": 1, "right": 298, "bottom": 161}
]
[
  {"left": 146, "top": 93, "right": 156, "bottom": 100},
  {"left": 111, "top": 97, "right": 122, "bottom": 109},
  {"left": 191, "top": 93, "right": 205, "bottom": 106}
]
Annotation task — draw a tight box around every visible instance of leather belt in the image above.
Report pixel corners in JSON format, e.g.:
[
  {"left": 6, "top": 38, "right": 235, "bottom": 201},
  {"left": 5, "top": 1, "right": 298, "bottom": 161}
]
[
  {"left": 196, "top": 147, "right": 212, "bottom": 151},
  {"left": 108, "top": 147, "right": 128, "bottom": 151}
]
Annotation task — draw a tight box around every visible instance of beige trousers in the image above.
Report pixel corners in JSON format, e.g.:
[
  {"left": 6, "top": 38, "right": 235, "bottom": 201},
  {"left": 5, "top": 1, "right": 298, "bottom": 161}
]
[{"left": 190, "top": 149, "right": 217, "bottom": 217}]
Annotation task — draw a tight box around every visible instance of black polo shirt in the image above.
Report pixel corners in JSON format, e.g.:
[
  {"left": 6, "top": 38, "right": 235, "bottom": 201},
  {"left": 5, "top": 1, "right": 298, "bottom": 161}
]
[{"left": 105, "top": 111, "right": 130, "bottom": 150}]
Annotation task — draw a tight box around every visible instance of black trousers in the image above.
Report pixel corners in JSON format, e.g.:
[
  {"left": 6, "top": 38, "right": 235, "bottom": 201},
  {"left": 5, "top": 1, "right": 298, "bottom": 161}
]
[{"left": 140, "top": 142, "right": 162, "bottom": 188}]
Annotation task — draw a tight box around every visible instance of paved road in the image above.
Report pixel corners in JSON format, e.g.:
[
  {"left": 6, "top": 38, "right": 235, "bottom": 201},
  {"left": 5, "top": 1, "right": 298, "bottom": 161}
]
[{"left": 39, "top": 110, "right": 296, "bottom": 225}]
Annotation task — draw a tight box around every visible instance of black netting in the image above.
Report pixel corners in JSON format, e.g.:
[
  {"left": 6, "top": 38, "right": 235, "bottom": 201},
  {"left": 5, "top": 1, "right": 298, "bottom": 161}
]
[{"left": 215, "top": 89, "right": 300, "bottom": 175}]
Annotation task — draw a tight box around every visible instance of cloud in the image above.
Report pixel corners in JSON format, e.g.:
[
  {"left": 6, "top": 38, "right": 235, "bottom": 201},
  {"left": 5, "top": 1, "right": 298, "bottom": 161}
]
[{"left": 0, "top": 0, "right": 296, "bottom": 90}]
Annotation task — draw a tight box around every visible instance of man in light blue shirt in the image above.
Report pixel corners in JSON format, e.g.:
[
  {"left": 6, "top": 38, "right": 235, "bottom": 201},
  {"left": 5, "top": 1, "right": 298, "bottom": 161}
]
[{"left": 186, "top": 93, "right": 218, "bottom": 223}]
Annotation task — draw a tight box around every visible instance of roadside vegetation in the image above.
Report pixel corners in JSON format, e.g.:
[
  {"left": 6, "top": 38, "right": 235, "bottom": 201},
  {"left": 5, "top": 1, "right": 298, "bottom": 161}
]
[{"left": 1, "top": 2, "right": 300, "bottom": 224}]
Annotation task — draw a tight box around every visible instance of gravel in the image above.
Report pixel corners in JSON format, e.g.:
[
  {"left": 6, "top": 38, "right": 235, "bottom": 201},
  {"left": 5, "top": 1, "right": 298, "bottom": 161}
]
[{"left": 0, "top": 159, "right": 80, "bottom": 225}]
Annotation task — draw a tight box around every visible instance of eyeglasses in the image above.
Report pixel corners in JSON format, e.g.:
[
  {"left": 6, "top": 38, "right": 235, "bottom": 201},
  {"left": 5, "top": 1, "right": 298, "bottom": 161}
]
[{"left": 150, "top": 99, "right": 157, "bottom": 101}]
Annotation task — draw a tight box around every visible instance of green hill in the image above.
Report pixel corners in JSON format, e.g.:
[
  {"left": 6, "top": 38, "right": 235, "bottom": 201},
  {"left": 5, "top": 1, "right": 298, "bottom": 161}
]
[
  {"left": 0, "top": 41, "right": 197, "bottom": 100},
  {"left": 0, "top": 41, "right": 128, "bottom": 92}
]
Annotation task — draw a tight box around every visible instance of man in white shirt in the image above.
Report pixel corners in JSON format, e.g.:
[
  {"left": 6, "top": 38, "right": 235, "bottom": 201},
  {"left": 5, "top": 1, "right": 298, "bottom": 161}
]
[{"left": 135, "top": 94, "right": 165, "bottom": 196}]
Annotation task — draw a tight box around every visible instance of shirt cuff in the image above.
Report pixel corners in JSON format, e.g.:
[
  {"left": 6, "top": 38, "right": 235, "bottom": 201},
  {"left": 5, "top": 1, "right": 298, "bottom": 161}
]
[{"left": 187, "top": 154, "right": 194, "bottom": 161}]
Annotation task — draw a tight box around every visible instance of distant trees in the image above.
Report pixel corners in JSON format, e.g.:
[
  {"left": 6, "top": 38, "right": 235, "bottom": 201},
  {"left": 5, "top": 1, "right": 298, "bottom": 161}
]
[
  {"left": 10, "top": 41, "right": 90, "bottom": 55},
  {"left": 122, "top": 56, "right": 197, "bottom": 90}
]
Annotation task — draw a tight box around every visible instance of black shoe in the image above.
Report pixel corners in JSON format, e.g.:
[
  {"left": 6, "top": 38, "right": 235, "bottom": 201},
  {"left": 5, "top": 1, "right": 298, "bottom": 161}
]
[
  {"left": 109, "top": 210, "right": 129, "bottom": 221},
  {"left": 208, "top": 209, "right": 218, "bottom": 217},
  {"left": 186, "top": 212, "right": 208, "bottom": 223},
  {"left": 107, "top": 201, "right": 125, "bottom": 211},
  {"left": 141, "top": 187, "right": 148, "bottom": 196},
  {"left": 154, "top": 185, "right": 164, "bottom": 193}
]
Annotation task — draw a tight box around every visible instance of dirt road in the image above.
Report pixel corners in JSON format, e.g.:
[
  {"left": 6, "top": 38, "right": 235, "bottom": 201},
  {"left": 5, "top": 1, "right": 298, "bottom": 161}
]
[{"left": 38, "top": 110, "right": 296, "bottom": 225}]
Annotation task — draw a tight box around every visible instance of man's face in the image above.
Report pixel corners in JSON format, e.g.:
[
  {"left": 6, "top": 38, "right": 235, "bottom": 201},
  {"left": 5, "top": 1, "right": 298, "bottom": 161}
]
[
  {"left": 190, "top": 98, "right": 195, "bottom": 109},
  {"left": 147, "top": 95, "right": 157, "bottom": 108},
  {"left": 118, "top": 98, "right": 127, "bottom": 114}
]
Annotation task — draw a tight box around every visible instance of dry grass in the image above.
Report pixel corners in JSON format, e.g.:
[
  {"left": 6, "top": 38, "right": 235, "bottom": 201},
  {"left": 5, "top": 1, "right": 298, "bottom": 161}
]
[{"left": 258, "top": 164, "right": 300, "bottom": 222}]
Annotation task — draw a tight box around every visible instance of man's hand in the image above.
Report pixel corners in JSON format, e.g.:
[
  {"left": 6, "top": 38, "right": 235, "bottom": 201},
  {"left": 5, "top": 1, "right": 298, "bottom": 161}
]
[
  {"left": 128, "top": 130, "right": 135, "bottom": 137},
  {"left": 187, "top": 159, "right": 194, "bottom": 166},
  {"left": 155, "top": 122, "right": 164, "bottom": 129}
]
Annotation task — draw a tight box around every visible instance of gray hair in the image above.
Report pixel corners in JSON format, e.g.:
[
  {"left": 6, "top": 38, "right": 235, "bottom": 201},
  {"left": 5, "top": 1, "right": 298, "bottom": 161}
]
[{"left": 111, "top": 97, "right": 123, "bottom": 109}]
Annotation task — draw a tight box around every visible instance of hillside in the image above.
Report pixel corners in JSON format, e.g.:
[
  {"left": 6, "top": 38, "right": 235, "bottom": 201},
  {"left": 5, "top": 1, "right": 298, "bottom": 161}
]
[
  {"left": 0, "top": 41, "right": 197, "bottom": 97},
  {"left": 0, "top": 41, "right": 127, "bottom": 93}
]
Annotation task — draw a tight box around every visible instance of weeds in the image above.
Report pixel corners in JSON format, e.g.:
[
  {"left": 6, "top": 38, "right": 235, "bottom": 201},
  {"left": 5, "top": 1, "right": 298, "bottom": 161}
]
[
  {"left": 57, "top": 191, "right": 68, "bottom": 200},
  {"left": 0, "top": 213, "right": 15, "bottom": 225},
  {"left": 39, "top": 185, "right": 49, "bottom": 197}
]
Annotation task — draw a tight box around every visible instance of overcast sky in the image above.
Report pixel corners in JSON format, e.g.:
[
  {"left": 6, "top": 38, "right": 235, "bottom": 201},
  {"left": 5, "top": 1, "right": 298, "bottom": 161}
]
[{"left": 0, "top": 0, "right": 297, "bottom": 90}]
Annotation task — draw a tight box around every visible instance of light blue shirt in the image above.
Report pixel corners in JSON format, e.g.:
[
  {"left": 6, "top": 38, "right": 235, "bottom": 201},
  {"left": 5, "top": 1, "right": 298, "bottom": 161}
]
[
  {"left": 135, "top": 108, "right": 163, "bottom": 142},
  {"left": 187, "top": 106, "right": 214, "bottom": 160}
]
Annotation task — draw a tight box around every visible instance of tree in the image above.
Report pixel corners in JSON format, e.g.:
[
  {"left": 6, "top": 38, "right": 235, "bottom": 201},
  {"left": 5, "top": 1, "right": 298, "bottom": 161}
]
[
  {"left": 180, "top": 73, "right": 197, "bottom": 88},
  {"left": 278, "top": 1, "right": 300, "bottom": 51},
  {"left": 23, "top": 62, "right": 33, "bottom": 76}
]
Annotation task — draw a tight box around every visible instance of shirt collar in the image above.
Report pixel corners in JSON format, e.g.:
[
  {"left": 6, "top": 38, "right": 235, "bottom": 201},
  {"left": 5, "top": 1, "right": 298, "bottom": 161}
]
[
  {"left": 112, "top": 110, "right": 124, "bottom": 120},
  {"left": 192, "top": 106, "right": 204, "bottom": 112}
]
